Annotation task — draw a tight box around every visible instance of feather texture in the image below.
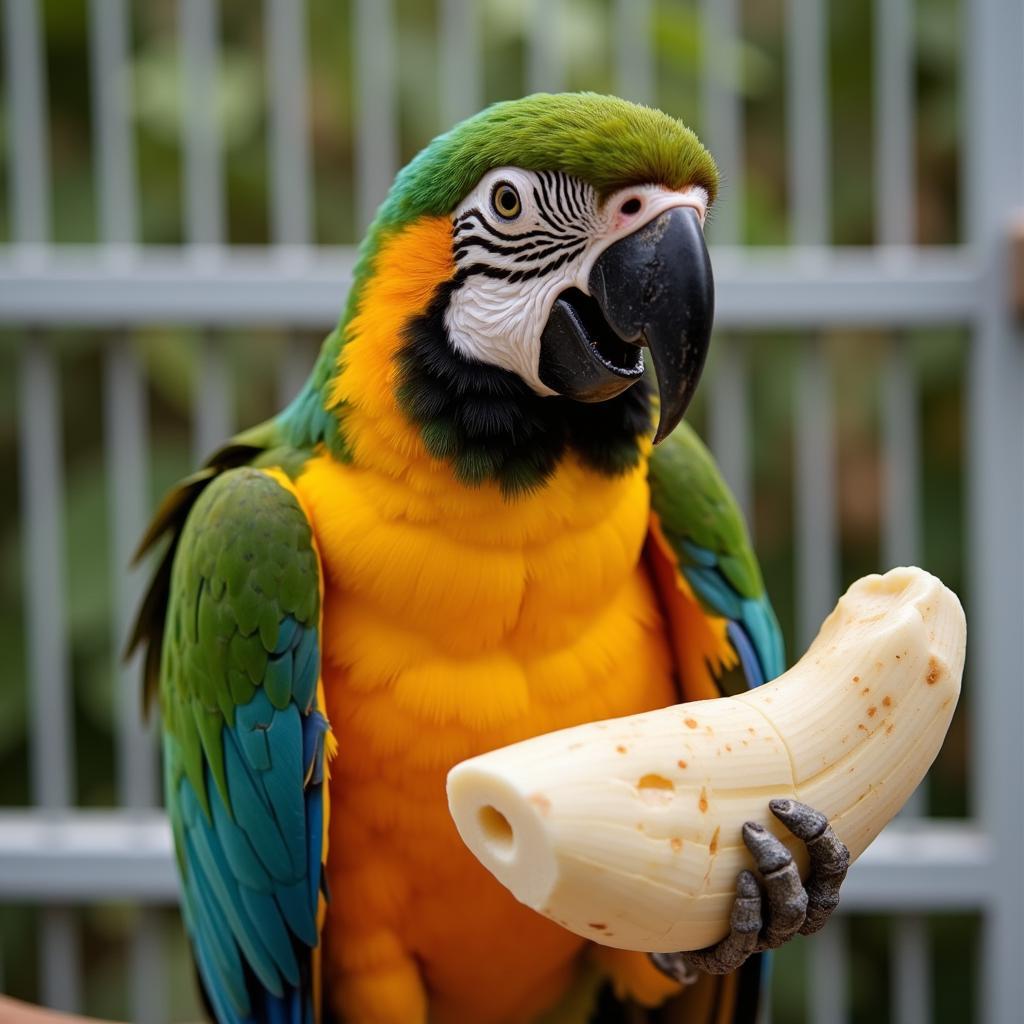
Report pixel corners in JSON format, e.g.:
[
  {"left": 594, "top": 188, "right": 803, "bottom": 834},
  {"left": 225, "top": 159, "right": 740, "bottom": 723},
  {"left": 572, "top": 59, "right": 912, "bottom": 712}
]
[{"left": 158, "top": 467, "right": 330, "bottom": 1024}]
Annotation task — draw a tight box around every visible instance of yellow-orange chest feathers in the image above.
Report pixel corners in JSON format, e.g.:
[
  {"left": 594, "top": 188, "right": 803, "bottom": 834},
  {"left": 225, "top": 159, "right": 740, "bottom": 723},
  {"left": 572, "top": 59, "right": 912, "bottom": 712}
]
[
  {"left": 292, "top": 217, "right": 678, "bottom": 1022},
  {"left": 303, "top": 216, "right": 676, "bottom": 756}
]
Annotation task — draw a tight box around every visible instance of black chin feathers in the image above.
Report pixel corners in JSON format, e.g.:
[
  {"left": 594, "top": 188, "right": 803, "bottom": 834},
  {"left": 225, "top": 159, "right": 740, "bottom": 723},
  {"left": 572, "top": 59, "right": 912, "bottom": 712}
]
[{"left": 395, "top": 279, "right": 652, "bottom": 497}]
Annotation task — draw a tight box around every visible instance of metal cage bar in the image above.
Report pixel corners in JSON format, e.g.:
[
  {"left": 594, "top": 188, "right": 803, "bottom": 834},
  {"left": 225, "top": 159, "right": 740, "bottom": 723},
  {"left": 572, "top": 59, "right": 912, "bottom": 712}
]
[
  {"left": 17, "top": 340, "right": 82, "bottom": 1012},
  {"left": 89, "top": 0, "right": 137, "bottom": 246},
  {"left": 613, "top": 0, "right": 654, "bottom": 106},
  {"left": 193, "top": 331, "right": 233, "bottom": 464},
  {"left": 701, "top": 0, "right": 743, "bottom": 246},
  {"left": 701, "top": 0, "right": 751, "bottom": 525},
  {"left": 439, "top": 0, "right": 482, "bottom": 128},
  {"left": 2, "top": 0, "right": 51, "bottom": 244},
  {"left": 180, "top": 0, "right": 224, "bottom": 246},
  {"left": 873, "top": 0, "right": 914, "bottom": 248},
  {"left": 0, "top": 248, "right": 981, "bottom": 326},
  {"left": 809, "top": 918, "right": 849, "bottom": 1024},
  {"left": 104, "top": 336, "right": 165, "bottom": 1024},
  {"left": 265, "top": 0, "right": 313, "bottom": 247},
  {"left": 353, "top": 0, "right": 398, "bottom": 234},
  {"left": 965, "top": 0, "right": 1024, "bottom": 1020},
  {"left": 786, "top": 0, "right": 829, "bottom": 247},
  {"left": 528, "top": 0, "right": 564, "bottom": 94},
  {"left": 708, "top": 337, "right": 752, "bottom": 528}
]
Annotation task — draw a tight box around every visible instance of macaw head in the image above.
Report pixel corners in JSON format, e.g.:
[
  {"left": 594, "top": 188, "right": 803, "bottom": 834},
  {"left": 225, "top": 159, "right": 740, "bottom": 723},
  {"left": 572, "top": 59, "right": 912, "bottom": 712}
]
[{"left": 291, "top": 93, "right": 718, "bottom": 494}]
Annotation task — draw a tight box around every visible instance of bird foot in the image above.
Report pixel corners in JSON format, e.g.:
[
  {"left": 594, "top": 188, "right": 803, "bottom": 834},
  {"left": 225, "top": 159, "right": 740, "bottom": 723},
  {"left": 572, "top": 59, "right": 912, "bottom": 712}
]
[{"left": 649, "top": 799, "right": 850, "bottom": 980}]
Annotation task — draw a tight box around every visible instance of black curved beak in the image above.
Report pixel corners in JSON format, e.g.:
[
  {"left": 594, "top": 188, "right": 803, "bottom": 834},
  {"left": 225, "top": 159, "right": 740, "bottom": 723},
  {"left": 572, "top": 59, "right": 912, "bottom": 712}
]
[{"left": 588, "top": 206, "right": 714, "bottom": 443}]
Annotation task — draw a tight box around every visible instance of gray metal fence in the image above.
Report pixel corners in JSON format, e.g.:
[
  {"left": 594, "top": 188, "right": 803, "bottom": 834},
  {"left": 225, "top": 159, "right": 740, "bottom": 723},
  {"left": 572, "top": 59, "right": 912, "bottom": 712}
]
[{"left": 0, "top": 0, "right": 1021, "bottom": 1021}]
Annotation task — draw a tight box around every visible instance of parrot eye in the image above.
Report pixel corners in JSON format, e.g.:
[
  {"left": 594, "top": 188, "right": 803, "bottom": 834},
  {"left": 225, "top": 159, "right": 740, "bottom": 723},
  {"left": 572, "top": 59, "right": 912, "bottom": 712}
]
[{"left": 491, "top": 182, "right": 522, "bottom": 221}]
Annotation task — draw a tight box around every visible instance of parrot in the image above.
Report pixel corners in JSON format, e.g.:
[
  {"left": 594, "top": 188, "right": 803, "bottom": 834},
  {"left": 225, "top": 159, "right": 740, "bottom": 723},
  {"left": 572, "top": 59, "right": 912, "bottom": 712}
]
[{"left": 130, "top": 93, "right": 850, "bottom": 1024}]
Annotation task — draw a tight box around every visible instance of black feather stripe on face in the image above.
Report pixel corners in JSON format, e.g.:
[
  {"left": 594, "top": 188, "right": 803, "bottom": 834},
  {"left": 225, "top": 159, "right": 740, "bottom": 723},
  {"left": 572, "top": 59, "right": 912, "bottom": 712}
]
[
  {"left": 395, "top": 276, "right": 653, "bottom": 497},
  {"left": 451, "top": 170, "right": 594, "bottom": 284}
]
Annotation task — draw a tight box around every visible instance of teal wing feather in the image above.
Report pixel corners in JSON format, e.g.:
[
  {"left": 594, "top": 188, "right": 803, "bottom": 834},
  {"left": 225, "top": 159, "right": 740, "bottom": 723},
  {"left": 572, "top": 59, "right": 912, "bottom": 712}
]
[
  {"left": 159, "top": 466, "right": 328, "bottom": 1024},
  {"left": 648, "top": 422, "right": 784, "bottom": 686}
]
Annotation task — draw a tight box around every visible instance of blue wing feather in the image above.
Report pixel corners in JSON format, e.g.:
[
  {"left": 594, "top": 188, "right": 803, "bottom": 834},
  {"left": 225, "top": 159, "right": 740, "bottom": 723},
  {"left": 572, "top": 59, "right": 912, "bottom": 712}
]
[
  {"left": 680, "top": 545, "right": 784, "bottom": 686},
  {"left": 177, "top": 662, "right": 325, "bottom": 1022},
  {"left": 158, "top": 469, "right": 327, "bottom": 1024}
]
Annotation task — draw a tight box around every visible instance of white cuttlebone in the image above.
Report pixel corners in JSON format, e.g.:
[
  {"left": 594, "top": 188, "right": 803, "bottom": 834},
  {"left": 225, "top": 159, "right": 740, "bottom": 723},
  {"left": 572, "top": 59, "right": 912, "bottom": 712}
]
[{"left": 447, "top": 567, "right": 965, "bottom": 952}]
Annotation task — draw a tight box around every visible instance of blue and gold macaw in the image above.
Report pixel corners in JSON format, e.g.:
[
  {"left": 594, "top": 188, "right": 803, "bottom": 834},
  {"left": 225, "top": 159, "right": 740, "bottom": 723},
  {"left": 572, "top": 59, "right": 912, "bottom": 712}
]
[{"left": 131, "top": 93, "right": 848, "bottom": 1024}]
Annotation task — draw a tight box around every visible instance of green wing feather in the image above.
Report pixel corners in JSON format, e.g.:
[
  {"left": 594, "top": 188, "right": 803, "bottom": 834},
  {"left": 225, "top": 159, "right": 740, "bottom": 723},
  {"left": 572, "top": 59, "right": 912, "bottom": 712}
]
[{"left": 155, "top": 466, "right": 328, "bottom": 1024}]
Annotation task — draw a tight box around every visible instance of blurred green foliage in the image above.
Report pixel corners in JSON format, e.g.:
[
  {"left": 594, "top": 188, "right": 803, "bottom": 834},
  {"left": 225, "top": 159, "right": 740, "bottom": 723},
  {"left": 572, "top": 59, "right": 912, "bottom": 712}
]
[{"left": 0, "top": 0, "right": 970, "bottom": 1021}]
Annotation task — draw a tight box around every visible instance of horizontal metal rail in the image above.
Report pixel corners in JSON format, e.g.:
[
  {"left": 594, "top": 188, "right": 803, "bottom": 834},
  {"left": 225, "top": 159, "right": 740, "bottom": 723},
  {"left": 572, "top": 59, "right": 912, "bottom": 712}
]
[
  {"left": 0, "top": 812, "right": 994, "bottom": 909},
  {"left": 0, "top": 245, "right": 981, "bottom": 327}
]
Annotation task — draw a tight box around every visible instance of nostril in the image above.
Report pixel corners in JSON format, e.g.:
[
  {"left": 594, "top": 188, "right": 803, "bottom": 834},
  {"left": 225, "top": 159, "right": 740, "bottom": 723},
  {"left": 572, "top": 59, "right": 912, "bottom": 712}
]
[{"left": 620, "top": 197, "right": 642, "bottom": 216}]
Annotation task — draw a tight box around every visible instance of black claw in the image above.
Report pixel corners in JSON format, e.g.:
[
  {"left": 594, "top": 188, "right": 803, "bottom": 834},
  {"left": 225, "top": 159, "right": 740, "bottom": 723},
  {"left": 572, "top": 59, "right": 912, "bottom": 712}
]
[
  {"left": 770, "top": 798, "right": 828, "bottom": 842},
  {"left": 742, "top": 820, "right": 793, "bottom": 875}
]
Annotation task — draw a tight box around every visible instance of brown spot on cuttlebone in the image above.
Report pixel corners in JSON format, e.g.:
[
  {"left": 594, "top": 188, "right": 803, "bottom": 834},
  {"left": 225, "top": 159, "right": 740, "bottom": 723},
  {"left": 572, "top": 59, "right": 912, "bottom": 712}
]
[
  {"left": 698, "top": 787, "right": 709, "bottom": 813},
  {"left": 926, "top": 657, "right": 945, "bottom": 685},
  {"left": 852, "top": 675, "right": 860, "bottom": 683},
  {"left": 685, "top": 718, "right": 698, "bottom": 729},
  {"left": 616, "top": 745, "right": 628, "bottom": 754},
  {"left": 670, "top": 837, "right": 683, "bottom": 852},
  {"left": 883, "top": 696, "right": 892, "bottom": 707},
  {"left": 638, "top": 774, "right": 676, "bottom": 806},
  {"left": 886, "top": 724, "right": 895, "bottom": 735},
  {"left": 858, "top": 724, "right": 869, "bottom": 732},
  {"left": 862, "top": 687, "right": 871, "bottom": 696},
  {"left": 529, "top": 793, "right": 551, "bottom": 815},
  {"left": 677, "top": 759, "right": 688, "bottom": 770},
  {"left": 588, "top": 923, "right": 607, "bottom": 931},
  {"left": 867, "top": 706, "right": 877, "bottom": 718},
  {"left": 709, "top": 826, "right": 721, "bottom": 855},
  {"left": 725, "top": 744, "right": 733, "bottom": 752}
]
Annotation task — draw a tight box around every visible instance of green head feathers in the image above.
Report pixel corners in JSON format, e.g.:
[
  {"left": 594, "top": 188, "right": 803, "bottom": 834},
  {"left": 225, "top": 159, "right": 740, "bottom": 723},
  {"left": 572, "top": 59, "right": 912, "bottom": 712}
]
[
  {"left": 380, "top": 92, "right": 718, "bottom": 230},
  {"left": 344, "top": 92, "right": 718, "bottom": 324}
]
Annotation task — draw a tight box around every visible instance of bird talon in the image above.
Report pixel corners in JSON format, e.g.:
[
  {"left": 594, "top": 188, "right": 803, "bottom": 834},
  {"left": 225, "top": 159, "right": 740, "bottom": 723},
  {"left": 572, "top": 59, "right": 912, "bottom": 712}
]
[{"left": 651, "top": 800, "right": 848, "bottom": 979}]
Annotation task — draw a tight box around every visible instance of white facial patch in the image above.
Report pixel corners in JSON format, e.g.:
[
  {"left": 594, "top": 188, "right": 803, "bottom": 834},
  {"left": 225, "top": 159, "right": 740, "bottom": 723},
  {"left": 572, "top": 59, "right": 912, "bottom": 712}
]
[{"left": 445, "top": 168, "right": 709, "bottom": 395}]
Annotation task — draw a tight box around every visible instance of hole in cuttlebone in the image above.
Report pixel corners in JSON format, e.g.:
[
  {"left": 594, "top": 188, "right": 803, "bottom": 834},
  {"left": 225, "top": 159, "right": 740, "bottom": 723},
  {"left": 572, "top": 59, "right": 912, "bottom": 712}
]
[{"left": 478, "top": 805, "right": 515, "bottom": 855}]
